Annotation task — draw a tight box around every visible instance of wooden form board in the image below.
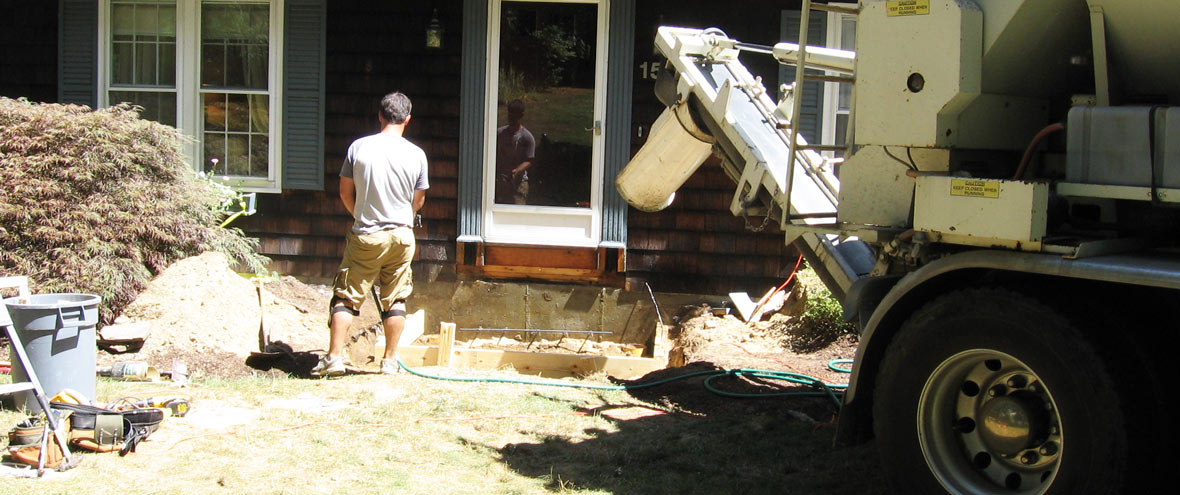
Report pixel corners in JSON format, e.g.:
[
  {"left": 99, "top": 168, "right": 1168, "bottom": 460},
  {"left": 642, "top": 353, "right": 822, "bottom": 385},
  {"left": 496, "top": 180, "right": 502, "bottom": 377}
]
[
  {"left": 455, "top": 242, "right": 626, "bottom": 285},
  {"left": 483, "top": 245, "right": 598, "bottom": 269},
  {"left": 437, "top": 322, "right": 455, "bottom": 368},
  {"left": 395, "top": 345, "right": 668, "bottom": 379},
  {"left": 393, "top": 321, "right": 671, "bottom": 380}
]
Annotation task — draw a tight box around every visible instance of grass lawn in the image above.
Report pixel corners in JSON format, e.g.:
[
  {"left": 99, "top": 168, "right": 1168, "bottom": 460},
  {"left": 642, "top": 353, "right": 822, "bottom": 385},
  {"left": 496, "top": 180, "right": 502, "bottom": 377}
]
[
  {"left": 497, "top": 87, "right": 595, "bottom": 148},
  {"left": 0, "top": 366, "right": 887, "bottom": 494}
]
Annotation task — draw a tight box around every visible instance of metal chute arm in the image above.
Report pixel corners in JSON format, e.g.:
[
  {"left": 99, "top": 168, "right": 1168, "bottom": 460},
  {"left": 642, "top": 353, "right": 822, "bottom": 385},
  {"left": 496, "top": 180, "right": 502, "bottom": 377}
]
[
  {"left": 618, "top": 26, "right": 840, "bottom": 225},
  {"left": 772, "top": 43, "right": 856, "bottom": 74},
  {"left": 617, "top": 27, "right": 864, "bottom": 299}
]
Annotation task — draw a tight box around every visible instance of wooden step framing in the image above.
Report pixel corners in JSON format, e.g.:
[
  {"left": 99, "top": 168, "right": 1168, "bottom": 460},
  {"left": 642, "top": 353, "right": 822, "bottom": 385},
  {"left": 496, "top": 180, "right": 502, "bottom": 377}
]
[
  {"left": 393, "top": 319, "right": 670, "bottom": 380},
  {"left": 456, "top": 242, "right": 626, "bottom": 285}
]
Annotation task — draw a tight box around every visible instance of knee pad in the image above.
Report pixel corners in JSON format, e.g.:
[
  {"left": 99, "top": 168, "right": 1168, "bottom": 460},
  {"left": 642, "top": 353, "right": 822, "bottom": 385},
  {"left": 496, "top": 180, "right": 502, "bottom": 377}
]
[
  {"left": 327, "top": 297, "right": 360, "bottom": 327},
  {"left": 381, "top": 299, "right": 408, "bottom": 319}
]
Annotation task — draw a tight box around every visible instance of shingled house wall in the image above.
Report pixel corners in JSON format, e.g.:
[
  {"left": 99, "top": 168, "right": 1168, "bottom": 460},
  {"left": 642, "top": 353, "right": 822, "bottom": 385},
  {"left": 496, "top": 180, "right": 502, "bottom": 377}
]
[
  {"left": 0, "top": 3, "right": 58, "bottom": 104},
  {"left": 243, "top": 0, "right": 802, "bottom": 295},
  {"left": 238, "top": 1, "right": 464, "bottom": 282}
]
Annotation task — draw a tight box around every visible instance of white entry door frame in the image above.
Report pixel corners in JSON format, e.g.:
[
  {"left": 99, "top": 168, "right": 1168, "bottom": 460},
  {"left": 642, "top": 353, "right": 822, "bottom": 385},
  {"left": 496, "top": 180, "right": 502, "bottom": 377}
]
[{"left": 482, "top": 0, "right": 609, "bottom": 247}]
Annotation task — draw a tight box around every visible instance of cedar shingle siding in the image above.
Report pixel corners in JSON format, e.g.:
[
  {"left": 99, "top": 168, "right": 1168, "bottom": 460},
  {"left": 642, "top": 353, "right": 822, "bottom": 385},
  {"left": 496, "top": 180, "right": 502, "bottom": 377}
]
[
  {"left": 0, "top": 3, "right": 57, "bottom": 103},
  {"left": 240, "top": 1, "right": 464, "bottom": 280}
]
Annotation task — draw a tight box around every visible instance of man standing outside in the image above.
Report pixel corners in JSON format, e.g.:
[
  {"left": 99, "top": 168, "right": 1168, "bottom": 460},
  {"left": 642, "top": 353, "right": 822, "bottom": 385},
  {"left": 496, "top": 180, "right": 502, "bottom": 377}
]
[
  {"left": 313, "top": 92, "right": 428, "bottom": 377},
  {"left": 495, "top": 99, "right": 535, "bottom": 204}
]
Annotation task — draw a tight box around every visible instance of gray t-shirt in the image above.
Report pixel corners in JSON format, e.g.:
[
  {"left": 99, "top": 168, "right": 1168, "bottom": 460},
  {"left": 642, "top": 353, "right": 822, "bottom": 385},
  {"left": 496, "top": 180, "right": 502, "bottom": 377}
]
[
  {"left": 496, "top": 124, "right": 535, "bottom": 182},
  {"left": 340, "top": 133, "right": 429, "bottom": 234}
]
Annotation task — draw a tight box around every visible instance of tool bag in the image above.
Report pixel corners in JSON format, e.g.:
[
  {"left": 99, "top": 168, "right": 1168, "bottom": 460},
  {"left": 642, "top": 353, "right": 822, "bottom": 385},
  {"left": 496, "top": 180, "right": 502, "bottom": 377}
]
[
  {"left": 4, "top": 415, "right": 67, "bottom": 469},
  {"left": 49, "top": 401, "right": 164, "bottom": 456}
]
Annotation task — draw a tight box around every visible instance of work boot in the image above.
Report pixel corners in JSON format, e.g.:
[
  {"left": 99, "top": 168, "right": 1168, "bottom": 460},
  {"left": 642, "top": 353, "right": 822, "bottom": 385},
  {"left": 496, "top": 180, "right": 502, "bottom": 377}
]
[
  {"left": 380, "top": 357, "right": 402, "bottom": 375},
  {"left": 311, "top": 355, "right": 346, "bottom": 377}
]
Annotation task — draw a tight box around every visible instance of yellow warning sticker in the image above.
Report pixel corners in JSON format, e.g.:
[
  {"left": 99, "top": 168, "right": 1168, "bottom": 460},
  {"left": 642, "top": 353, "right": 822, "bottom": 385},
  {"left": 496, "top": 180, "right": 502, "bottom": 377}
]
[
  {"left": 887, "top": 0, "right": 931, "bottom": 17},
  {"left": 950, "top": 179, "right": 1001, "bottom": 199}
]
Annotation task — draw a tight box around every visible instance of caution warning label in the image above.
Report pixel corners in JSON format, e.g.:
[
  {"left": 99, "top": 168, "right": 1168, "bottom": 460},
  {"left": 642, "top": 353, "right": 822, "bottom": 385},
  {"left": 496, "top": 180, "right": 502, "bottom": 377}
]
[
  {"left": 950, "top": 179, "right": 1001, "bottom": 199},
  {"left": 887, "top": 0, "right": 931, "bottom": 17}
]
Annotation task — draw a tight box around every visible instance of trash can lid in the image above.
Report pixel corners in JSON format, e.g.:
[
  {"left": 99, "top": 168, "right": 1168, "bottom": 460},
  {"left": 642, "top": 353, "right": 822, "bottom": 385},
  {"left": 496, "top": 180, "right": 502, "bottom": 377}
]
[{"left": 4, "top": 293, "right": 101, "bottom": 309}]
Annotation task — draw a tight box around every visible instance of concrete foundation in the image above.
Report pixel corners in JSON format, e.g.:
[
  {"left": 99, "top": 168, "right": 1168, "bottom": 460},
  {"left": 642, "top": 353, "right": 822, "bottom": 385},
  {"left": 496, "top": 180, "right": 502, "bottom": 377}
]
[{"left": 352, "top": 279, "right": 724, "bottom": 348}]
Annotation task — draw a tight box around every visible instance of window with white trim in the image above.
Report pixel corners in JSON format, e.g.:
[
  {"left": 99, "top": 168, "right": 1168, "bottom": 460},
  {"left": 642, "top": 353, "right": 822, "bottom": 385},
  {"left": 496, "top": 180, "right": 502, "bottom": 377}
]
[
  {"left": 102, "top": 0, "right": 283, "bottom": 191},
  {"left": 109, "top": 0, "right": 177, "bottom": 125},
  {"left": 199, "top": 2, "right": 271, "bottom": 178},
  {"left": 821, "top": 7, "right": 855, "bottom": 158}
]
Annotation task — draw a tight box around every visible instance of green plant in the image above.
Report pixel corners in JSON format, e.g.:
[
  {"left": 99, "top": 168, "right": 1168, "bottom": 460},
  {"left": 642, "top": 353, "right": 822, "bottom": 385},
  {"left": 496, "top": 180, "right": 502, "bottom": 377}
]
[
  {"left": 498, "top": 66, "right": 529, "bottom": 105},
  {"left": 779, "top": 267, "right": 857, "bottom": 352},
  {"left": 195, "top": 171, "right": 254, "bottom": 228},
  {"left": 197, "top": 171, "right": 239, "bottom": 215},
  {"left": 531, "top": 24, "right": 587, "bottom": 87},
  {"left": 0, "top": 97, "right": 268, "bottom": 325}
]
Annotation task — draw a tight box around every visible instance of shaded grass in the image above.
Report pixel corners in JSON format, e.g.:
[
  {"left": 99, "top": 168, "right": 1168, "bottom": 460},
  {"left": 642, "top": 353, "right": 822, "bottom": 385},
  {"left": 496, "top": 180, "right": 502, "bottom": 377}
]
[
  {"left": 496, "top": 87, "right": 595, "bottom": 148},
  {"left": 0, "top": 367, "right": 887, "bottom": 494}
]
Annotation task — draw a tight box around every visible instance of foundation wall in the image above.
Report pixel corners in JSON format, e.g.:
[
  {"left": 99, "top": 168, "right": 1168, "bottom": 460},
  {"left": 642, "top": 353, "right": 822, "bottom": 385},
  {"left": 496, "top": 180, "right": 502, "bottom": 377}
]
[{"left": 350, "top": 279, "right": 721, "bottom": 348}]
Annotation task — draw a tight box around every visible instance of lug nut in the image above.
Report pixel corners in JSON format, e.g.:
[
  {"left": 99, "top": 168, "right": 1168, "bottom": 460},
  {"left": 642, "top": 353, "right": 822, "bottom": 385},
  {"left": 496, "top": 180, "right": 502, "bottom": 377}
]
[
  {"left": 1039, "top": 441, "right": 1058, "bottom": 456},
  {"left": 1021, "top": 452, "right": 1039, "bottom": 465},
  {"left": 1007, "top": 375, "right": 1027, "bottom": 388},
  {"left": 988, "top": 385, "right": 1007, "bottom": 397}
]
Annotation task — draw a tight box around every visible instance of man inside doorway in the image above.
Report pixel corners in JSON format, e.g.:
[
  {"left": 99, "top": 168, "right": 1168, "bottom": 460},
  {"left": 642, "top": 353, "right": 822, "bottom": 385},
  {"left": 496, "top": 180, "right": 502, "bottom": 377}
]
[{"left": 495, "top": 99, "right": 535, "bottom": 205}]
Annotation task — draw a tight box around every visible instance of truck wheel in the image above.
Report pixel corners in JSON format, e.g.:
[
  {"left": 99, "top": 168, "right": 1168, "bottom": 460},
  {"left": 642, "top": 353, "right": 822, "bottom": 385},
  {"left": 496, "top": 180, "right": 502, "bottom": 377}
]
[{"left": 873, "top": 289, "right": 1125, "bottom": 494}]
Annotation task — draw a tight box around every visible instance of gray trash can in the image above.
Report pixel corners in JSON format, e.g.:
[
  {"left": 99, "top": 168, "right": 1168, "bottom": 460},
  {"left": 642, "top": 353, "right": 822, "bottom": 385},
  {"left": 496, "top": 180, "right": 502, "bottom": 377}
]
[{"left": 4, "top": 293, "right": 100, "bottom": 413}]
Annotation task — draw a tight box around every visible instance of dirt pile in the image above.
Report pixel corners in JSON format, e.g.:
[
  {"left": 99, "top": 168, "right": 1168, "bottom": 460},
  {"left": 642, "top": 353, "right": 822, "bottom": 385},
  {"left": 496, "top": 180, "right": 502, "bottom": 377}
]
[
  {"left": 93, "top": 252, "right": 332, "bottom": 378},
  {"left": 670, "top": 302, "right": 856, "bottom": 386}
]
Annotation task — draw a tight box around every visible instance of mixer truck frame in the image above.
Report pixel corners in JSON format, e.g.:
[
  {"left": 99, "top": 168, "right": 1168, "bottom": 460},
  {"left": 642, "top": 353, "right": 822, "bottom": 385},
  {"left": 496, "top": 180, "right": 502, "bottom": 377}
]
[{"left": 616, "top": 1, "right": 1178, "bottom": 493}]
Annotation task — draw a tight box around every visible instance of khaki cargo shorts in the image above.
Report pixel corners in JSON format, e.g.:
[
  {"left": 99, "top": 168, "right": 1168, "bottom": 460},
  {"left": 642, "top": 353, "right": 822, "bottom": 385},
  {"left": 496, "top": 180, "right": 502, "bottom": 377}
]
[{"left": 332, "top": 226, "right": 415, "bottom": 313}]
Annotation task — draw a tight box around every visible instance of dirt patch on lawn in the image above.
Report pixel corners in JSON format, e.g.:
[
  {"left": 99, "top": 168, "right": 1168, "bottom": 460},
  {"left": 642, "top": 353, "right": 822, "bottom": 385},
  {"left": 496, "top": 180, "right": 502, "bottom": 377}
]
[
  {"left": 6, "top": 251, "right": 857, "bottom": 393},
  {"left": 672, "top": 305, "right": 856, "bottom": 386},
  {"left": 617, "top": 299, "right": 856, "bottom": 425}
]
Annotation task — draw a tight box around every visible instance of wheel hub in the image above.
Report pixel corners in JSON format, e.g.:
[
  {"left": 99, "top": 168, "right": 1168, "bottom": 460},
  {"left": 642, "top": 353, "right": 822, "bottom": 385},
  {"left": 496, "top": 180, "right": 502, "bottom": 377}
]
[
  {"left": 919, "top": 351, "right": 1063, "bottom": 494},
  {"left": 978, "top": 392, "right": 1048, "bottom": 456}
]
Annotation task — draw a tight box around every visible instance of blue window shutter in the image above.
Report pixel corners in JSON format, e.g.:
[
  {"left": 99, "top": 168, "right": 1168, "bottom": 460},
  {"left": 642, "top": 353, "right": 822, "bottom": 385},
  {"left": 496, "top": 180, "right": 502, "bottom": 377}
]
[
  {"left": 601, "top": 0, "right": 634, "bottom": 249},
  {"left": 282, "top": 0, "right": 326, "bottom": 190},
  {"left": 779, "top": 9, "right": 826, "bottom": 145},
  {"left": 457, "top": 0, "right": 488, "bottom": 243},
  {"left": 58, "top": 0, "right": 97, "bottom": 107}
]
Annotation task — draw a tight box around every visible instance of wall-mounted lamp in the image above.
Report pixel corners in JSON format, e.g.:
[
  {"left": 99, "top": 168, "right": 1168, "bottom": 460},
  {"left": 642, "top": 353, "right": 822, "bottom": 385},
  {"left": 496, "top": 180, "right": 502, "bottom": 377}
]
[{"left": 426, "top": 9, "right": 443, "bottom": 49}]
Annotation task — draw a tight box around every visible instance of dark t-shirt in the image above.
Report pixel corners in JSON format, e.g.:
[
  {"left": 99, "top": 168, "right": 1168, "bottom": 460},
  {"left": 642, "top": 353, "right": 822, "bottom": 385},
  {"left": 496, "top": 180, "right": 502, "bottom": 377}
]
[{"left": 495, "top": 124, "right": 535, "bottom": 182}]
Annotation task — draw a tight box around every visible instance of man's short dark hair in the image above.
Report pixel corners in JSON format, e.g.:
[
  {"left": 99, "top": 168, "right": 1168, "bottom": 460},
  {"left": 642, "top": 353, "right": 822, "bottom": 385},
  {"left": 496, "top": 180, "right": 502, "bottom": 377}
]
[
  {"left": 380, "top": 92, "right": 412, "bottom": 124},
  {"left": 506, "top": 99, "right": 525, "bottom": 120}
]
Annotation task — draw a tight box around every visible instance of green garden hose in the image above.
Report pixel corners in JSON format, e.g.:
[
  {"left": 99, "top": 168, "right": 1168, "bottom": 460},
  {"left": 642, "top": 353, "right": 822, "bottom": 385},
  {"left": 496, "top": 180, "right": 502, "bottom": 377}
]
[
  {"left": 395, "top": 357, "right": 852, "bottom": 408},
  {"left": 373, "top": 285, "right": 851, "bottom": 406},
  {"left": 828, "top": 358, "right": 853, "bottom": 373}
]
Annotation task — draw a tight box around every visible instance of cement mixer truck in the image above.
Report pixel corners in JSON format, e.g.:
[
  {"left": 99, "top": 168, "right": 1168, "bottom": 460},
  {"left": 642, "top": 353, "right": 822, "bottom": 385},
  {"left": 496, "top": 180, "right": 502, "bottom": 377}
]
[{"left": 616, "top": 1, "right": 1179, "bottom": 493}]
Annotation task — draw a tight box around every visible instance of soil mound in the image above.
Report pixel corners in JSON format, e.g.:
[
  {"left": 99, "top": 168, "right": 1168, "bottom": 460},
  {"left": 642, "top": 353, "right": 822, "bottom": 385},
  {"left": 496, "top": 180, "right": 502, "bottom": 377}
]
[
  {"left": 672, "top": 309, "right": 856, "bottom": 386},
  {"left": 94, "top": 252, "right": 332, "bottom": 378}
]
